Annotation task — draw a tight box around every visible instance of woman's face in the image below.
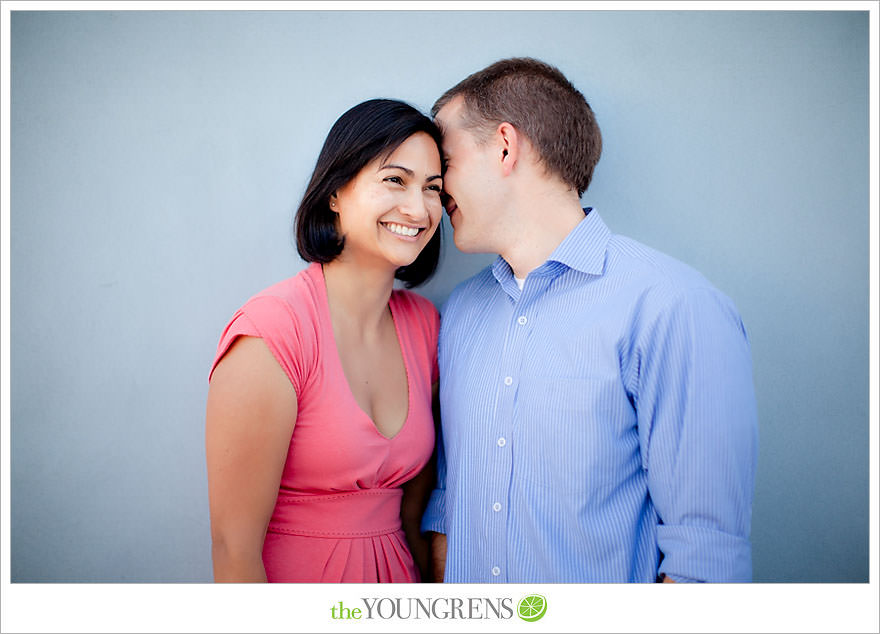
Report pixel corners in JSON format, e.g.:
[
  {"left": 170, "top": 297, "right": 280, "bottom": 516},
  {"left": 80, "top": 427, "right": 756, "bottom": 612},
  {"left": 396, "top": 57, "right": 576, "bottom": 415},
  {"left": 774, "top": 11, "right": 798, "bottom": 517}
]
[{"left": 332, "top": 132, "right": 443, "bottom": 270}]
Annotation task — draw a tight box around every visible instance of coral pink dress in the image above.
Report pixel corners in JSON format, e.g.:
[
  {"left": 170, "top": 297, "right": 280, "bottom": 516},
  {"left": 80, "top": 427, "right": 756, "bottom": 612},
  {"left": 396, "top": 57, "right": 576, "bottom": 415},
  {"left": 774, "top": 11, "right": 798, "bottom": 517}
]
[{"left": 209, "top": 263, "right": 438, "bottom": 582}]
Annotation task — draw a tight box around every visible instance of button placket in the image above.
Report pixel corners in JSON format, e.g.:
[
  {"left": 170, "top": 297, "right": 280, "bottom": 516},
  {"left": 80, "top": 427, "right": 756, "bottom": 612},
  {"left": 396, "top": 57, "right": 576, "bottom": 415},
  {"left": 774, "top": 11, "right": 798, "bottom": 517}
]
[{"left": 488, "top": 289, "right": 537, "bottom": 585}]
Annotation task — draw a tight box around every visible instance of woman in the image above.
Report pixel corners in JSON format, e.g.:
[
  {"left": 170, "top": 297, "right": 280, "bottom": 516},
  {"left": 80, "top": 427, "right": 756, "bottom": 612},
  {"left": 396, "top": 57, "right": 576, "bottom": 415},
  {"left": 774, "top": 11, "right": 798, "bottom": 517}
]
[{"left": 205, "top": 99, "right": 443, "bottom": 582}]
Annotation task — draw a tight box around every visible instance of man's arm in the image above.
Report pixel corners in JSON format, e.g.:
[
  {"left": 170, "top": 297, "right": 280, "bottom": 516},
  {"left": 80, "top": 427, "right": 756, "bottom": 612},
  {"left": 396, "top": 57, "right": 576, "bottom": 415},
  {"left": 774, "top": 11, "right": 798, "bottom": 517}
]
[{"left": 635, "top": 287, "right": 759, "bottom": 582}]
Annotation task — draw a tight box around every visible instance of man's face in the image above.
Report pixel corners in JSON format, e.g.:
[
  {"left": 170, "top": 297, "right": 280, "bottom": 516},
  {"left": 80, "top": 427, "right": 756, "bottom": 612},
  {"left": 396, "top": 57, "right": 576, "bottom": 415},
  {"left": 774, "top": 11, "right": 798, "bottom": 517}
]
[{"left": 435, "top": 96, "right": 501, "bottom": 254}]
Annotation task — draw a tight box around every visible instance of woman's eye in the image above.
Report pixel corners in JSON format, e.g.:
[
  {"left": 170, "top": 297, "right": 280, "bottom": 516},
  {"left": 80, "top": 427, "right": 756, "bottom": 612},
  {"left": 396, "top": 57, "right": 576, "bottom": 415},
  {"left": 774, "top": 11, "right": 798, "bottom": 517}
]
[{"left": 384, "top": 176, "right": 404, "bottom": 185}]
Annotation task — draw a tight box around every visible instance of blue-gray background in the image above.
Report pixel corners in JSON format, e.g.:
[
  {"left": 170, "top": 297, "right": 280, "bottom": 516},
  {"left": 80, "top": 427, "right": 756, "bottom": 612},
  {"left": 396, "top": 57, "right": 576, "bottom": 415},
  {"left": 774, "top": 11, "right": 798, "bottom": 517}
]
[{"left": 10, "top": 10, "right": 869, "bottom": 582}]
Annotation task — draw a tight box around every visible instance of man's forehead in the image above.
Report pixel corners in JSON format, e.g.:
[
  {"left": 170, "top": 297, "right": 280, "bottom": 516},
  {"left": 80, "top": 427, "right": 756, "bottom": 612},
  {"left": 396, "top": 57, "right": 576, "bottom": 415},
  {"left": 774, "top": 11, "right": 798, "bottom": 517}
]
[{"left": 434, "top": 96, "right": 467, "bottom": 134}]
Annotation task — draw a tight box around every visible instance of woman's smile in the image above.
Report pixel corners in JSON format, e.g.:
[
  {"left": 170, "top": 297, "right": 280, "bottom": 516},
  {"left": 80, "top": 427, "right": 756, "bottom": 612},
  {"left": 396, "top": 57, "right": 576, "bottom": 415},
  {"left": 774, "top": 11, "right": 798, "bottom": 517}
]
[{"left": 381, "top": 221, "right": 426, "bottom": 240}]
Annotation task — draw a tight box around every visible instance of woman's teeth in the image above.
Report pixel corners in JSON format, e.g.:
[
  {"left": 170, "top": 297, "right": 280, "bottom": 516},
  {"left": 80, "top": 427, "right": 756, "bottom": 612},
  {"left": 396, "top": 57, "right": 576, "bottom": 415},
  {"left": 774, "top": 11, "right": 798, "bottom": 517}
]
[{"left": 384, "top": 223, "right": 420, "bottom": 237}]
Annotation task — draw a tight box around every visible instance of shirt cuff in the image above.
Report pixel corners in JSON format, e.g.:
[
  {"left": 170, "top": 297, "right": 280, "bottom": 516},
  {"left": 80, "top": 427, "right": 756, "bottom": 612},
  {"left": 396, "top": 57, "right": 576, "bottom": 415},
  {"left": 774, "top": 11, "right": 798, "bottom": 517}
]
[
  {"left": 657, "top": 524, "right": 752, "bottom": 582},
  {"left": 420, "top": 488, "right": 446, "bottom": 534},
  {"left": 662, "top": 573, "right": 701, "bottom": 583}
]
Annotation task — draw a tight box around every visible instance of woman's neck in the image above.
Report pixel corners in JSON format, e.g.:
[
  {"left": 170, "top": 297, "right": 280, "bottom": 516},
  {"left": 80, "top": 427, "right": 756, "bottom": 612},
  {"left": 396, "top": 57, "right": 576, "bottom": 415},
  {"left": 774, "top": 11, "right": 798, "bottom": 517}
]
[{"left": 321, "top": 257, "right": 396, "bottom": 336}]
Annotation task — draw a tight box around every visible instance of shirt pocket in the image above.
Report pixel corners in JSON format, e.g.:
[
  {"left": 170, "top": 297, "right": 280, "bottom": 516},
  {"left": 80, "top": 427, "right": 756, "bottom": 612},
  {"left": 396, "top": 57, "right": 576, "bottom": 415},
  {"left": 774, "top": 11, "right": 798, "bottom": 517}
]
[{"left": 513, "top": 375, "right": 639, "bottom": 493}]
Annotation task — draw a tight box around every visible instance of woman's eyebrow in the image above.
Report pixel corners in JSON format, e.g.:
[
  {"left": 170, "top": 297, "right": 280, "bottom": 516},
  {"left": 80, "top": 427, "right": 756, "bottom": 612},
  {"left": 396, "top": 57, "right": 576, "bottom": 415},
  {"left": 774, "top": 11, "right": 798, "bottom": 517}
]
[
  {"left": 380, "top": 165, "right": 442, "bottom": 182},
  {"left": 379, "top": 164, "right": 414, "bottom": 176}
]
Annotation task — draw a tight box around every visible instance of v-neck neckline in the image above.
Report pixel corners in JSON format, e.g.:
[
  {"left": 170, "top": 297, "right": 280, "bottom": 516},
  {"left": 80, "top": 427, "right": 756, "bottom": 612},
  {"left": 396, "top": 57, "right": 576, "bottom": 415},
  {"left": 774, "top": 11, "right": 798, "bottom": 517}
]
[{"left": 313, "top": 263, "right": 412, "bottom": 441}]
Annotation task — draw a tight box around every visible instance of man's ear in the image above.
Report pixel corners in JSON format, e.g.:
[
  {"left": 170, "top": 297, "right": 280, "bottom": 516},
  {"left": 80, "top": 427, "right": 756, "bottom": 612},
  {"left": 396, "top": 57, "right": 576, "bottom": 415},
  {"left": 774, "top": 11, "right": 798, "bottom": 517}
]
[{"left": 496, "top": 122, "right": 520, "bottom": 176}]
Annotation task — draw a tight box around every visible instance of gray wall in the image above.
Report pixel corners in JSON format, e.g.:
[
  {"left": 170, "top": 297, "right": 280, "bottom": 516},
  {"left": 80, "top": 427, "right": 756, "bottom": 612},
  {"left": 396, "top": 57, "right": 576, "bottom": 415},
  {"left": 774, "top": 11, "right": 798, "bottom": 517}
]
[{"left": 10, "top": 10, "right": 869, "bottom": 582}]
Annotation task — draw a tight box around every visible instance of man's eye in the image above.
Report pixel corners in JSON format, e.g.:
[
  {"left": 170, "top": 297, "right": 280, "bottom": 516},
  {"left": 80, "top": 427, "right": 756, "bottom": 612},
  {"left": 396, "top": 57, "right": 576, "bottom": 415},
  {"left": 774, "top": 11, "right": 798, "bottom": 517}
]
[{"left": 427, "top": 184, "right": 442, "bottom": 193}]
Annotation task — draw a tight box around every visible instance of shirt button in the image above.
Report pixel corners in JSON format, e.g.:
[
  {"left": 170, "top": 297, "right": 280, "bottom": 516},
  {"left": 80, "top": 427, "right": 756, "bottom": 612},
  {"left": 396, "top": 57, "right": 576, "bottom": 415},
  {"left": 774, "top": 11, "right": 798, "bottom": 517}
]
[
  {"left": 492, "top": 502, "right": 502, "bottom": 512},
  {"left": 504, "top": 376, "right": 513, "bottom": 386},
  {"left": 491, "top": 566, "right": 501, "bottom": 576},
  {"left": 517, "top": 315, "right": 528, "bottom": 325},
  {"left": 497, "top": 437, "right": 506, "bottom": 447}
]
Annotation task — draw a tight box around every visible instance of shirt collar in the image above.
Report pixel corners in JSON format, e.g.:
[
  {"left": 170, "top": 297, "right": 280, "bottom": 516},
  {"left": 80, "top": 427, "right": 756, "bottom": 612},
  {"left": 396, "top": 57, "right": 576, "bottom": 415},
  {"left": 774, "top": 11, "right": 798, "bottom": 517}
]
[
  {"left": 545, "top": 207, "right": 610, "bottom": 275},
  {"left": 492, "top": 207, "right": 611, "bottom": 287}
]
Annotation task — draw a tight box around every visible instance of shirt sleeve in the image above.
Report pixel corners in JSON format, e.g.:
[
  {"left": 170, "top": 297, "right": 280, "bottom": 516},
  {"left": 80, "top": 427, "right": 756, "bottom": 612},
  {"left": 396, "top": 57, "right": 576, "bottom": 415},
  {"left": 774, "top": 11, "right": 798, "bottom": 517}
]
[
  {"left": 634, "top": 286, "right": 759, "bottom": 582},
  {"left": 420, "top": 423, "right": 447, "bottom": 534},
  {"left": 208, "top": 295, "right": 313, "bottom": 397}
]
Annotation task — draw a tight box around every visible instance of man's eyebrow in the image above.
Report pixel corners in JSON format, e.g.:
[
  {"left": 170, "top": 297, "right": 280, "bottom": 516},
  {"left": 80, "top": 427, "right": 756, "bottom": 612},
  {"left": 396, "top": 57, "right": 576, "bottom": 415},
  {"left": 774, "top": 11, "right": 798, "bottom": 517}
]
[{"left": 427, "top": 174, "right": 442, "bottom": 182}]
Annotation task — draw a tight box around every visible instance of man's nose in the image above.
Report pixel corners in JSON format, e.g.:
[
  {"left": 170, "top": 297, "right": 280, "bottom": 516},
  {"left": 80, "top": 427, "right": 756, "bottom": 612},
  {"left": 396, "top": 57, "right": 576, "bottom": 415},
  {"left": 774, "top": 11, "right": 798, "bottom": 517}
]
[{"left": 441, "top": 192, "right": 456, "bottom": 213}]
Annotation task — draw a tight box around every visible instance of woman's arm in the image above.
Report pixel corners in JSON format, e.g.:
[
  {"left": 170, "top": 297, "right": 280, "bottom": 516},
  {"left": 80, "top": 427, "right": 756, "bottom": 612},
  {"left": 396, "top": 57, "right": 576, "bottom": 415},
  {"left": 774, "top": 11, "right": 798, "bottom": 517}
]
[
  {"left": 401, "top": 456, "right": 435, "bottom": 581},
  {"left": 429, "top": 532, "right": 447, "bottom": 582},
  {"left": 400, "top": 381, "right": 440, "bottom": 581},
  {"left": 205, "top": 336, "right": 297, "bottom": 582}
]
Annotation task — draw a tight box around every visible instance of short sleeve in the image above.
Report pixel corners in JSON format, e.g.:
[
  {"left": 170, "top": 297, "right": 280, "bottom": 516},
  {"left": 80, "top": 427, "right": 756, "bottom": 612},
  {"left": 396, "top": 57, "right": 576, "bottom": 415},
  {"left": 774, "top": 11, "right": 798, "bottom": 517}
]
[{"left": 208, "top": 295, "right": 315, "bottom": 397}]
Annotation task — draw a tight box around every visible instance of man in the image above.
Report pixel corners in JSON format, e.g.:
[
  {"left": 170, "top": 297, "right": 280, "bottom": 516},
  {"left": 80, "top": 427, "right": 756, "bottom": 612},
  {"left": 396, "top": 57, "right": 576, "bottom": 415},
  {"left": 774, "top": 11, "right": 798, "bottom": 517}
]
[{"left": 421, "top": 58, "right": 759, "bottom": 583}]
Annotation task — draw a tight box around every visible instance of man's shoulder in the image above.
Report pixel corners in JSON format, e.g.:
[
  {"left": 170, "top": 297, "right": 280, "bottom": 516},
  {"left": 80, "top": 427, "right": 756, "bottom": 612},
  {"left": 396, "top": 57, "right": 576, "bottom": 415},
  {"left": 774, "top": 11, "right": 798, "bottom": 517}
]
[
  {"left": 607, "top": 233, "right": 719, "bottom": 295},
  {"left": 442, "top": 265, "right": 497, "bottom": 313},
  {"left": 606, "top": 234, "right": 742, "bottom": 323}
]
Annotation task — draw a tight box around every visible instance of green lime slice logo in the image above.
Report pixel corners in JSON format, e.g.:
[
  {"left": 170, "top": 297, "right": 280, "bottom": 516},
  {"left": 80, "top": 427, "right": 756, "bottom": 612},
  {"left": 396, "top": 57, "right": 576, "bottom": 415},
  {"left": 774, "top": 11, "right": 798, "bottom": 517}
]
[{"left": 517, "top": 594, "right": 547, "bottom": 622}]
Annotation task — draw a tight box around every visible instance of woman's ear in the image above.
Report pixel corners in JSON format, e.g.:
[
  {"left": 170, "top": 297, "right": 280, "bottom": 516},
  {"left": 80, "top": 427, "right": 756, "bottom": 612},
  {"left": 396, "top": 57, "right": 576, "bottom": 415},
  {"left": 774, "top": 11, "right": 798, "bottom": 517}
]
[{"left": 329, "top": 193, "right": 338, "bottom": 212}]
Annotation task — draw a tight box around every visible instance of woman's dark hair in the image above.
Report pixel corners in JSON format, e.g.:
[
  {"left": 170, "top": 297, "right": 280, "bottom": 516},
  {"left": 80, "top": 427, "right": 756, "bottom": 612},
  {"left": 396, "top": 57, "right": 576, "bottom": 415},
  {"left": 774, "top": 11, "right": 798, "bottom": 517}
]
[{"left": 295, "top": 99, "right": 444, "bottom": 288}]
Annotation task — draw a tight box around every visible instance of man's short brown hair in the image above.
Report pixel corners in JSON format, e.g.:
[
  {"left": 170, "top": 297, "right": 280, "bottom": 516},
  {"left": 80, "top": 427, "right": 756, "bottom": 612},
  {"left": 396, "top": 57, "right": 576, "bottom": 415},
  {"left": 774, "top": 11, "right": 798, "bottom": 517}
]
[{"left": 433, "top": 57, "right": 602, "bottom": 196}]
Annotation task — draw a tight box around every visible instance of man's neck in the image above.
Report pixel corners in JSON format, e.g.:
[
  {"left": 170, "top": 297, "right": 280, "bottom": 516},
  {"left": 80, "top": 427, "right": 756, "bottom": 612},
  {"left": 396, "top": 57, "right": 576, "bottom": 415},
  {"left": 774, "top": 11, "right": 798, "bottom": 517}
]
[{"left": 499, "top": 190, "right": 586, "bottom": 279}]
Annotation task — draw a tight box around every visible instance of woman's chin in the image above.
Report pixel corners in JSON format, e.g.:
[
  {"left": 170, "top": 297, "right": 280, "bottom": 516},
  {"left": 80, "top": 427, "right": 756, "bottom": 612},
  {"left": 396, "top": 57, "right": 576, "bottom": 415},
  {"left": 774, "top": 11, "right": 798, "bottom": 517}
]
[
  {"left": 392, "top": 257, "right": 419, "bottom": 270},
  {"left": 383, "top": 247, "right": 423, "bottom": 270}
]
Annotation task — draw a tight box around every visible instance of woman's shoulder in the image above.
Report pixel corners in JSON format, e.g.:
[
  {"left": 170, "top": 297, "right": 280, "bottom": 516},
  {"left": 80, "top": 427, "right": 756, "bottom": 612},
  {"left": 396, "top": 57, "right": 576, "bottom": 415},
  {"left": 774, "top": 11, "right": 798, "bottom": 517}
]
[
  {"left": 391, "top": 288, "right": 440, "bottom": 333},
  {"left": 241, "top": 263, "right": 324, "bottom": 327},
  {"left": 392, "top": 288, "right": 438, "bottom": 316},
  {"left": 212, "top": 264, "right": 324, "bottom": 389}
]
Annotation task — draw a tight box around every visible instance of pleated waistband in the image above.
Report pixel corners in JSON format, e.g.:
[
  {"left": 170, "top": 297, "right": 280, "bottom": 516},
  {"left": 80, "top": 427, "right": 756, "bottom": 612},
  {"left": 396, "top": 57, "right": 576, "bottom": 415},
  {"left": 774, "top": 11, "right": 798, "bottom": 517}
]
[{"left": 267, "top": 489, "right": 403, "bottom": 538}]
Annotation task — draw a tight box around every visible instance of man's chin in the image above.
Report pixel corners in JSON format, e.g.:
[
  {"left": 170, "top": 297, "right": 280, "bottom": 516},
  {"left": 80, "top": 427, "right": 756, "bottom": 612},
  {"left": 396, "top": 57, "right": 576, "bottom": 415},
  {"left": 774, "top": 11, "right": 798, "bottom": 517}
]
[{"left": 452, "top": 232, "right": 485, "bottom": 254}]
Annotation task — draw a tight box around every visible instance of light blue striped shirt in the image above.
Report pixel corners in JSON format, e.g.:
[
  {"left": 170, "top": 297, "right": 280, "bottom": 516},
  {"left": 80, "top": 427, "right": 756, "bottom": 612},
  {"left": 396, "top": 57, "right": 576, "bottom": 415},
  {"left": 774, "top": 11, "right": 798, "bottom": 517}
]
[{"left": 422, "top": 209, "right": 758, "bottom": 582}]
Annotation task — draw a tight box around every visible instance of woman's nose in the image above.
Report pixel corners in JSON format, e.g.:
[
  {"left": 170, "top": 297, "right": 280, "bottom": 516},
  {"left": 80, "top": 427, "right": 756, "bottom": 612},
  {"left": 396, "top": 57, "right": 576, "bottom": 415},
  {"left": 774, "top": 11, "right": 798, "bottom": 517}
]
[{"left": 399, "top": 189, "right": 430, "bottom": 222}]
